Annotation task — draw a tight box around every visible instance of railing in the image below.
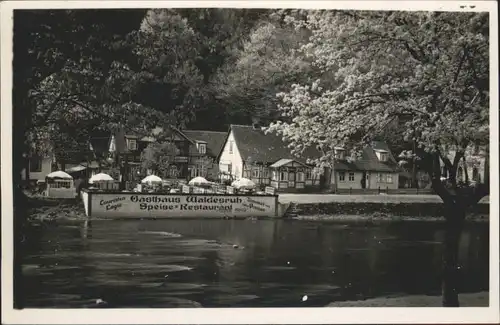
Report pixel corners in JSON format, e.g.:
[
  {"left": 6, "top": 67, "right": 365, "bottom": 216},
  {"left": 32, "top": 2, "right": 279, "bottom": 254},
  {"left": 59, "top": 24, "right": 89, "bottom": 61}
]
[
  {"left": 336, "top": 187, "right": 434, "bottom": 195},
  {"left": 48, "top": 180, "right": 73, "bottom": 189},
  {"left": 92, "top": 181, "right": 120, "bottom": 190},
  {"left": 265, "top": 186, "right": 276, "bottom": 195}
]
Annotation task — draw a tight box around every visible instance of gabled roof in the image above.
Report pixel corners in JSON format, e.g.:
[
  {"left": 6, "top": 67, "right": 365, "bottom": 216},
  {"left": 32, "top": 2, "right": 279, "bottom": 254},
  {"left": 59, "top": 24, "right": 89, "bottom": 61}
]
[
  {"left": 113, "top": 126, "right": 196, "bottom": 153},
  {"left": 226, "top": 124, "right": 399, "bottom": 172},
  {"left": 228, "top": 124, "right": 322, "bottom": 165},
  {"left": 181, "top": 130, "right": 227, "bottom": 158}
]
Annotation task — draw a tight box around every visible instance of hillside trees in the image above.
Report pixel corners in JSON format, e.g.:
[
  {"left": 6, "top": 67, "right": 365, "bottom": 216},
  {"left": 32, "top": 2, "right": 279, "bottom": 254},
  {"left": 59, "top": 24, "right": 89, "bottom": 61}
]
[
  {"left": 265, "top": 10, "right": 489, "bottom": 306},
  {"left": 149, "top": 8, "right": 269, "bottom": 129},
  {"left": 211, "top": 14, "right": 316, "bottom": 125}
]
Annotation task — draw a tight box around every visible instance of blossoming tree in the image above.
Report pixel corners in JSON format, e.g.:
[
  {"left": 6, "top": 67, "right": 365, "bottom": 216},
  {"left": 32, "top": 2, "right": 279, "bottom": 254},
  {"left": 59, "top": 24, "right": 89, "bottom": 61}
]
[{"left": 265, "top": 10, "right": 489, "bottom": 306}]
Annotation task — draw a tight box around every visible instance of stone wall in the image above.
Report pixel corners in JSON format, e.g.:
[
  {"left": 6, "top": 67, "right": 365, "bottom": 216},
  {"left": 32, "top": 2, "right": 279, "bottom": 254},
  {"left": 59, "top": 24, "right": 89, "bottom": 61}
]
[{"left": 295, "top": 202, "right": 489, "bottom": 217}]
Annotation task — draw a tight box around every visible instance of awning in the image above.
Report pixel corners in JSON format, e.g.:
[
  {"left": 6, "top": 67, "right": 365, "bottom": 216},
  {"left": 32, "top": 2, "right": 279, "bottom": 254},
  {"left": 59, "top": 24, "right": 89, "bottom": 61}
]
[
  {"left": 65, "top": 165, "right": 87, "bottom": 173},
  {"left": 270, "top": 158, "right": 307, "bottom": 168}
]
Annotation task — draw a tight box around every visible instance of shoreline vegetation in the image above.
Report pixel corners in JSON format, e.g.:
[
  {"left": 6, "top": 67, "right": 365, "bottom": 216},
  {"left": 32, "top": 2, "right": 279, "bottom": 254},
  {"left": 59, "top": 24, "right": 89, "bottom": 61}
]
[{"left": 25, "top": 193, "right": 489, "bottom": 223}]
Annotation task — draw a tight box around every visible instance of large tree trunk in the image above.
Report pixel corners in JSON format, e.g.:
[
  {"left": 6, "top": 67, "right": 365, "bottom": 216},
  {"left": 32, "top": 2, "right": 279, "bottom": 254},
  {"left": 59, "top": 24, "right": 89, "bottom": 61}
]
[{"left": 442, "top": 202, "right": 466, "bottom": 307}]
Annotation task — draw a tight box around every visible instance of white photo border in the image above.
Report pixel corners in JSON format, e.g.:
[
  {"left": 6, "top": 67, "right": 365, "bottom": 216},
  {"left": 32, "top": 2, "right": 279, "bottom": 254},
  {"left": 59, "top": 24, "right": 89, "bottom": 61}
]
[{"left": 1, "top": 1, "right": 498, "bottom": 324}]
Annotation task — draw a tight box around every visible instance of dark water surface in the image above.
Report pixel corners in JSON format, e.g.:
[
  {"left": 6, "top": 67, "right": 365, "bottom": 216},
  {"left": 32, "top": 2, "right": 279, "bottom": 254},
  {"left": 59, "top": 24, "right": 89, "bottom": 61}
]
[{"left": 20, "top": 219, "right": 489, "bottom": 308}]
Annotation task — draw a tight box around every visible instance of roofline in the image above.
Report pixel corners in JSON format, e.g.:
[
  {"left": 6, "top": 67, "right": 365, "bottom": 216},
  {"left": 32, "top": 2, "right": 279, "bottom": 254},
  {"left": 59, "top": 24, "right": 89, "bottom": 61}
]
[
  {"left": 215, "top": 125, "right": 233, "bottom": 162},
  {"left": 169, "top": 126, "right": 197, "bottom": 145},
  {"left": 122, "top": 125, "right": 197, "bottom": 145},
  {"left": 181, "top": 129, "right": 227, "bottom": 134}
]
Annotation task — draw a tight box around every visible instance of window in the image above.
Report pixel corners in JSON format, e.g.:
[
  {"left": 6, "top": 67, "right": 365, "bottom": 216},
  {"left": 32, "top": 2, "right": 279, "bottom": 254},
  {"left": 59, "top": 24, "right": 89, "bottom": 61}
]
[
  {"left": 196, "top": 165, "right": 206, "bottom": 177},
  {"left": 457, "top": 167, "right": 463, "bottom": 181},
  {"left": 386, "top": 174, "right": 393, "bottom": 183},
  {"left": 379, "top": 152, "right": 388, "bottom": 162},
  {"left": 29, "top": 156, "right": 42, "bottom": 173},
  {"left": 335, "top": 149, "right": 345, "bottom": 159},
  {"left": 229, "top": 141, "right": 234, "bottom": 154},
  {"left": 127, "top": 139, "right": 137, "bottom": 151},
  {"left": 280, "top": 171, "right": 288, "bottom": 181},
  {"left": 263, "top": 168, "right": 270, "bottom": 178},
  {"left": 252, "top": 168, "right": 260, "bottom": 178},
  {"left": 272, "top": 170, "right": 278, "bottom": 180},
  {"left": 169, "top": 165, "right": 178, "bottom": 178},
  {"left": 348, "top": 172, "right": 355, "bottom": 181},
  {"left": 297, "top": 172, "right": 305, "bottom": 182},
  {"left": 377, "top": 173, "right": 382, "bottom": 182},
  {"left": 198, "top": 143, "right": 206, "bottom": 154},
  {"left": 339, "top": 171, "right": 346, "bottom": 182},
  {"left": 305, "top": 169, "right": 312, "bottom": 180}
]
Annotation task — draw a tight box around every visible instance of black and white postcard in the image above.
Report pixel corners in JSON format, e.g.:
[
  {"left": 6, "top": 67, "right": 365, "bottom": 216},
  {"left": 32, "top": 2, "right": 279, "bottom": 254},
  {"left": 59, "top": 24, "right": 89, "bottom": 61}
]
[{"left": 1, "top": 1, "right": 498, "bottom": 324}]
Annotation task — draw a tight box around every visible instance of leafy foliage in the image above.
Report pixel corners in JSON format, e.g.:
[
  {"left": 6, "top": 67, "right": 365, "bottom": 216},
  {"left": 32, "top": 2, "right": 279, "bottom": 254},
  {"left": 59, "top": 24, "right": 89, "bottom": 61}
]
[
  {"left": 140, "top": 141, "right": 180, "bottom": 177},
  {"left": 212, "top": 18, "right": 315, "bottom": 123},
  {"left": 266, "top": 10, "right": 489, "bottom": 203}
]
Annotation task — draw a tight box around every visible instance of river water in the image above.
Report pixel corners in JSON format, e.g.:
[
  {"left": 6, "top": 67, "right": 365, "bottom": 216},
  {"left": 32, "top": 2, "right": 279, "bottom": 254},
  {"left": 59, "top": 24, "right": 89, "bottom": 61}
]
[{"left": 20, "top": 219, "right": 489, "bottom": 308}]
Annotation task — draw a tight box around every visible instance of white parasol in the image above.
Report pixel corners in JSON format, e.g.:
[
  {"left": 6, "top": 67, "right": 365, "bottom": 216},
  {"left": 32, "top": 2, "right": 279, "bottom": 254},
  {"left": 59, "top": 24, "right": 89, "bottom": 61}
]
[
  {"left": 231, "top": 178, "right": 256, "bottom": 189},
  {"left": 89, "top": 173, "right": 114, "bottom": 184},
  {"left": 46, "top": 171, "right": 73, "bottom": 179},
  {"left": 188, "top": 176, "right": 210, "bottom": 186},
  {"left": 141, "top": 175, "right": 163, "bottom": 184}
]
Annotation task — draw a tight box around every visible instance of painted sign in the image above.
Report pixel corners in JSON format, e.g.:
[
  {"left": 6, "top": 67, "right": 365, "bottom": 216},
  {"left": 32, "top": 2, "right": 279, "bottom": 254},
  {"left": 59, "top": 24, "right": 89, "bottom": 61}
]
[{"left": 88, "top": 193, "right": 277, "bottom": 218}]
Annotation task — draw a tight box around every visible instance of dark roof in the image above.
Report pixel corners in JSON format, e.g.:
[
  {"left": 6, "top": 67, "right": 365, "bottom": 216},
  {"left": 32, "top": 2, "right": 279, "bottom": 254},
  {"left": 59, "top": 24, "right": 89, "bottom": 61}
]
[
  {"left": 181, "top": 130, "right": 227, "bottom": 158},
  {"left": 334, "top": 144, "right": 399, "bottom": 172},
  {"left": 229, "top": 125, "right": 322, "bottom": 164},
  {"left": 229, "top": 124, "right": 399, "bottom": 172}
]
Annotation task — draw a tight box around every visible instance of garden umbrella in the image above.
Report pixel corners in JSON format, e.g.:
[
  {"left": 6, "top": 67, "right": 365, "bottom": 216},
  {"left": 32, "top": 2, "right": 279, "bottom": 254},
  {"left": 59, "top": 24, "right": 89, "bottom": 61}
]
[
  {"left": 89, "top": 173, "right": 114, "bottom": 184},
  {"left": 231, "top": 178, "right": 256, "bottom": 189},
  {"left": 46, "top": 171, "right": 73, "bottom": 179},
  {"left": 141, "top": 175, "right": 163, "bottom": 183},
  {"left": 188, "top": 176, "right": 210, "bottom": 186}
]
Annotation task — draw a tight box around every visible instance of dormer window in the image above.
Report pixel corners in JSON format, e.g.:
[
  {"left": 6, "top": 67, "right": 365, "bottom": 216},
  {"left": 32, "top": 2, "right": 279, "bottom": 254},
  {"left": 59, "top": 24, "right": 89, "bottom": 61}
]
[
  {"left": 375, "top": 150, "right": 389, "bottom": 162},
  {"left": 127, "top": 139, "right": 137, "bottom": 151},
  {"left": 334, "top": 148, "right": 345, "bottom": 159},
  {"left": 198, "top": 143, "right": 206, "bottom": 154}
]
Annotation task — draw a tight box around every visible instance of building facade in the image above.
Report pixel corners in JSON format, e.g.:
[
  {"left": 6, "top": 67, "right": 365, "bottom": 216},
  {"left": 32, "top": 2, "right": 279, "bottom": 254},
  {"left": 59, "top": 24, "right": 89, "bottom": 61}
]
[
  {"left": 327, "top": 142, "right": 400, "bottom": 192},
  {"left": 107, "top": 126, "right": 226, "bottom": 182},
  {"left": 218, "top": 125, "right": 400, "bottom": 192},
  {"left": 218, "top": 124, "right": 323, "bottom": 192},
  {"left": 21, "top": 154, "right": 54, "bottom": 183}
]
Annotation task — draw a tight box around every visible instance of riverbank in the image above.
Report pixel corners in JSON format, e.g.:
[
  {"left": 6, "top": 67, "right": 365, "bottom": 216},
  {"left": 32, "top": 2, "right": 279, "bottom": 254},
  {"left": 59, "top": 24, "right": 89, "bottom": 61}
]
[
  {"left": 287, "top": 200, "right": 488, "bottom": 222},
  {"left": 326, "top": 291, "right": 489, "bottom": 307},
  {"left": 27, "top": 195, "right": 87, "bottom": 223},
  {"left": 25, "top": 192, "right": 489, "bottom": 223},
  {"left": 293, "top": 213, "right": 488, "bottom": 223},
  {"left": 279, "top": 193, "right": 490, "bottom": 204}
]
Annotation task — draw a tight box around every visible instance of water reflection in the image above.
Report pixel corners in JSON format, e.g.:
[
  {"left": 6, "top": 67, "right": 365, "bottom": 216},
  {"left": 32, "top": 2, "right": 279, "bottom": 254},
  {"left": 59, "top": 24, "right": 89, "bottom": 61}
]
[{"left": 20, "top": 219, "right": 489, "bottom": 308}]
